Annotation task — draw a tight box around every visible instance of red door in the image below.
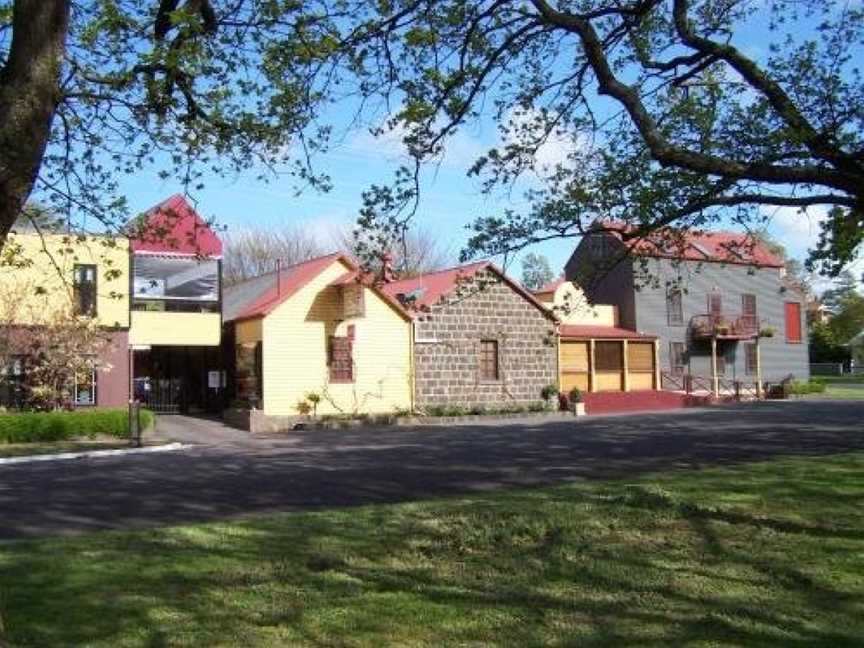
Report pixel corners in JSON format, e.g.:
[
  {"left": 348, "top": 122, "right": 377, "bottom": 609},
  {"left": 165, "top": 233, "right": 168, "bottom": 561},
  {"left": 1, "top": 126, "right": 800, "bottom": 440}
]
[{"left": 785, "top": 302, "right": 802, "bottom": 342}]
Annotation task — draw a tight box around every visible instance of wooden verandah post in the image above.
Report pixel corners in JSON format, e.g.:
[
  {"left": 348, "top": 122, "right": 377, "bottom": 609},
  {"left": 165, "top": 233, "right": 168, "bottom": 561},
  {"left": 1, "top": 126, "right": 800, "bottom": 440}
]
[{"left": 710, "top": 336, "right": 719, "bottom": 397}]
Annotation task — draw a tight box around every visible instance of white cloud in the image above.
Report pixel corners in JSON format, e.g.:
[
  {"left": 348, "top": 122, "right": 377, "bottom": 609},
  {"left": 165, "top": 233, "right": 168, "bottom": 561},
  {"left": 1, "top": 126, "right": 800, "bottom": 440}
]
[
  {"left": 340, "top": 120, "right": 487, "bottom": 169},
  {"left": 764, "top": 204, "right": 828, "bottom": 257},
  {"left": 500, "top": 107, "right": 590, "bottom": 174}
]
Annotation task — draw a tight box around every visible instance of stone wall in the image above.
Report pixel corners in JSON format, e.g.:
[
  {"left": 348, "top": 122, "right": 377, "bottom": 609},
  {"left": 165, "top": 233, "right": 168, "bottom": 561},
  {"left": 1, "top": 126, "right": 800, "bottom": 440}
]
[{"left": 413, "top": 269, "right": 558, "bottom": 408}]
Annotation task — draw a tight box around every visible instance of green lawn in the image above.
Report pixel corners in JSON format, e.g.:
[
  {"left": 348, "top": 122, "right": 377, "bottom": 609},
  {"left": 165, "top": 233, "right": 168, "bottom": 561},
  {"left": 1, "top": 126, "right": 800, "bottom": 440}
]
[
  {"left": 2, "top": 453, "right": 864, "bottom": 646},
  {"left": 807, "top": 382, "right": 864, "bottom": 400},
  {"left": 817, "top": 374, "right": 864, "bottom": 384}
]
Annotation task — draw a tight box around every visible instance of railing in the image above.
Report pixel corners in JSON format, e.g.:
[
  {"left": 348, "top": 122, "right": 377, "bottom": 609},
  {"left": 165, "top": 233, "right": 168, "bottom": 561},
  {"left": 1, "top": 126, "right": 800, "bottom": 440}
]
[
  {"left": 661, "top": 371, "right": 762, "bottom": 400},
  {"left": 690, "top": 313, "right": 758, "bottom": 339},
  {"left": 660, "top": 371, "right": 686, "bottom": 391}
]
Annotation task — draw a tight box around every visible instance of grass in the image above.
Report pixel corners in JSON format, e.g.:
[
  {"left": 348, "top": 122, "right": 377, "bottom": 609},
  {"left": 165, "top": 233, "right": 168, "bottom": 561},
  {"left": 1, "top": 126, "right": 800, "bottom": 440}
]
[
  {"left": 817, "top": 374, "right": 864, "bottom": 384},
  {"left": 2, "top": 453, "right": 864, "bottom": 646},
  {"left": 803, "top": 381, "right": 864, "bottom": 400},
  {"left": 0, "top": 436, "right": 129, "bottom": 458}
]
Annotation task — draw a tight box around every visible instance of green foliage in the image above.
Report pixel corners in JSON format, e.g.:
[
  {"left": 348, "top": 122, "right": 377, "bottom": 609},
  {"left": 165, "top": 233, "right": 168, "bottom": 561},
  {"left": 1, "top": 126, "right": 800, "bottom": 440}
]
[
  {"left": 521, "top": 253, "right": 554, "bottom": 291},
  {"left": 568, "top": 387, "right": 583, "bottom": 404},
  {"left": 0, "top": 408, "right": 154, "bottom": 444},
  {"left": 540, "top": 383, "right": 558, "bottom": 402},
  {"left": 293, "top": 1, "right": 864, "bottom": 278},
  {"left": 789, "top": 379, "right": 828, "bottom": 396},
  {"left": 809, "top": 321, "right": 850, "bottom": 363}
]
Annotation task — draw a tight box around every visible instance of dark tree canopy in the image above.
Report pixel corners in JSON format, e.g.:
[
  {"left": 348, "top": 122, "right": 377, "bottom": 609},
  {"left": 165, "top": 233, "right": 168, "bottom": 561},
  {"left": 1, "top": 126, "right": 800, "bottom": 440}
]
[
  {"left": 0, "top": 0, "right": 331, "bottom": 245},
  {"left": 1, "top": 0, "right": 863, "bottom": 280},
  {"left": 294, "top": 0, "right": 864, "bottom": 276}
]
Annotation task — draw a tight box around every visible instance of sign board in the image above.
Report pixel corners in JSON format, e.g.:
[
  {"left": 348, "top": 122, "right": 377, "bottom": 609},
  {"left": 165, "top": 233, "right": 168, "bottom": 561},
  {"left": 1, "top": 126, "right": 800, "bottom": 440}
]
[
  {"left": 208, "top": 370, "right": 221, "bottom": 389},
  {"left": 341, "top": 283, "right": 365, "bottom": 319}
]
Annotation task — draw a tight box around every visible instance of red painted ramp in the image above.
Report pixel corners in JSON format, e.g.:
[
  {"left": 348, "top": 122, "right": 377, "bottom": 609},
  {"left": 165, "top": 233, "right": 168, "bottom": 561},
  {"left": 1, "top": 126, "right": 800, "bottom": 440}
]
[{"left": 583, "top": 390, "right": 708, "bottom": 415}]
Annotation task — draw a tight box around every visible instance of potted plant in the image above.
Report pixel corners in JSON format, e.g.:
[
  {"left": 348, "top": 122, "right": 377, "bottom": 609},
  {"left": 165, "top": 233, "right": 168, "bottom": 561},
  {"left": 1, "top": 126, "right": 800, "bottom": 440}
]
[
  {"left": 295, "top": 399, "right": 312, "bottom": 417},
  {"left": 759, "top": 326, "right": 776, "bottom": 338},
  {"left": 305, "top": 391, "right": 321, "bottom": 417},
  {"left": 568, "top": 387, "right": 586, "bottom": 416},
  {"left": 540, "top": 383, "right": 558, "bottom": 409}
]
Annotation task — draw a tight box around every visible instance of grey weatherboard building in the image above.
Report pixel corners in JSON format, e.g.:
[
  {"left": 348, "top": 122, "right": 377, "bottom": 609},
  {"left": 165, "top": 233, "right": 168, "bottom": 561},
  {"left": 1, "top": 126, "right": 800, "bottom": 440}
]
[{"left": 565, "top": 227, "right": 810, "bottom": 385}]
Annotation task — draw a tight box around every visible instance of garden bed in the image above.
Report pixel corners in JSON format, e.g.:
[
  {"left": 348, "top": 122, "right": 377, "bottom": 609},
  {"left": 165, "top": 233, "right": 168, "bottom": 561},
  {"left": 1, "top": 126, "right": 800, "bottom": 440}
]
[{"left": 395, "top": 410, "right": 577, "bottom": 426}]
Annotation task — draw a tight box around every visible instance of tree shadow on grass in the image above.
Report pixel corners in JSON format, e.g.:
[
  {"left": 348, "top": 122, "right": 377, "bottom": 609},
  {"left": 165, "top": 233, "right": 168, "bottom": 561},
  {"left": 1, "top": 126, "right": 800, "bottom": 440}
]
[{"left": 1, "top": 452, "right": 863, "bottom": 647}]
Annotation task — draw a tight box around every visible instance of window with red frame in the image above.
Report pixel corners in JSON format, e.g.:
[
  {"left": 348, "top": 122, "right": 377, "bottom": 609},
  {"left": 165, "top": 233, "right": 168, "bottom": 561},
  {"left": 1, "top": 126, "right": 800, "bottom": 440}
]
[{"left": 328, "top": 336, "right": 354, "bottom": 382}]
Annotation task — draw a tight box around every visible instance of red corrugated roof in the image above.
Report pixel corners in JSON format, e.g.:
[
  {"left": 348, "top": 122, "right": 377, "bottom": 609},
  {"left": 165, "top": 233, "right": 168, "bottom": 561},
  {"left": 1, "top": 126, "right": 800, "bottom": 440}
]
[
  {"left": 598, "top": 220, "right": 784, "bottom": 268},
  {"left": 230, "top": 253, "right": 412, "bottom": 322},
  {"left": 559, "top": 324, "right": 656, "bottom": 340},
  {"left": 379, "top": 261, "right": 555, "bottom": 319},
  {"left": 130, "top": 194, "right": 222, "bottom": 258},
  {"left": 233, "top": 253, "right": 347, "bottom": 320}
]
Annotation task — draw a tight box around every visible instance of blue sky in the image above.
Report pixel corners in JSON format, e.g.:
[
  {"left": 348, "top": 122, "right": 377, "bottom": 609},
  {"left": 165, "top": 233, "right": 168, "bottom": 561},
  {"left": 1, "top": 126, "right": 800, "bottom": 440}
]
[{"left": 112, "top": 4, "right": 861, "bottom": 289}]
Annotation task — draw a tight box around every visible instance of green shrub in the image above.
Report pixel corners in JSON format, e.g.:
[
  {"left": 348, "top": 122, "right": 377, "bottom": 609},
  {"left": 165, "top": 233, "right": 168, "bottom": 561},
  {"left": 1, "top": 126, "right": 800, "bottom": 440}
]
[
  {"left": 808, "top": 378, "right": 827, "bottom": 394},
  {"left": 469, "top": 404, "right": 486, "bottom": 416},
  {"left": 0, "top": 408, "right": 154, "bottom": 444},
  {"left": 540, "top": 384, "right": 558, "bottom": 402},
  {"left": 528, "top": 401, "right": 546, "bottom": 413},
  {"left": 443, "top": 405, "right": 468, "bottom": 417}
]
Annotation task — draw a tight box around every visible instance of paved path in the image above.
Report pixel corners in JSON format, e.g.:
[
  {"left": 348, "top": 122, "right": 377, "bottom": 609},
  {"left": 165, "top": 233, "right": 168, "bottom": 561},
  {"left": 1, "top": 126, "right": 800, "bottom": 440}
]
[{"left": 1, "top": 400, "right": 861, "bottom": 539}]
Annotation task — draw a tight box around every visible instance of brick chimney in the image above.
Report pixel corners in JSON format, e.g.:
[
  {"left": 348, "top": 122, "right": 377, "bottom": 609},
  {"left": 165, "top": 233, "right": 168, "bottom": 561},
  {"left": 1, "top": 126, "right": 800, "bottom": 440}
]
[{"left": 379, "top": 251, "right": 397, "bottom": 283}]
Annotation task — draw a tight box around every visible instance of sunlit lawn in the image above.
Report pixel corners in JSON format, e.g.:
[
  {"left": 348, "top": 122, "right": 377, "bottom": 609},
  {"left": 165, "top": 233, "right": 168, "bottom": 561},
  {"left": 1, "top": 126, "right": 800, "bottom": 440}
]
[
  {"left": 1, "top": 452, "right": 863, "bottom": 646},
  {"left": 807, "top": 382, "right": 864, "bottom": 400}
]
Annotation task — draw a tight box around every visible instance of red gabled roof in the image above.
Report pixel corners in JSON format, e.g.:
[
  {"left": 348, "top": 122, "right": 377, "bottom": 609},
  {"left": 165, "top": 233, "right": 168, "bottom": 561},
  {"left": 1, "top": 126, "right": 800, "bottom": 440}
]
[
  {"left": 227, "top": 253, "right": 412, "bottom": 322},
  {"left": 232, "top": 253, "right": 347, "bottom": 321},
  {"left": 130, "top": 194, "right": 222, "bottom": 258},
  {"left": 533, "top": 276, "right": 566, "bottom": 295},
  {"left": 559, "top": 324, "right": 656, "bottom": 340},
  {"left": 379, "top": 261, "right": 555, "bottom": 319},
  {"left": 597, "top": 220, "right": 784, "bottom": 268}
]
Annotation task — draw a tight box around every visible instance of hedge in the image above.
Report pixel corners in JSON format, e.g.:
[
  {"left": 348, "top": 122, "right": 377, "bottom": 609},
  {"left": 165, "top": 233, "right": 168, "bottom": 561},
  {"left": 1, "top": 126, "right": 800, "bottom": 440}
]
[{"left": 0, "top": 408, "right": 155, "bottom": 444}]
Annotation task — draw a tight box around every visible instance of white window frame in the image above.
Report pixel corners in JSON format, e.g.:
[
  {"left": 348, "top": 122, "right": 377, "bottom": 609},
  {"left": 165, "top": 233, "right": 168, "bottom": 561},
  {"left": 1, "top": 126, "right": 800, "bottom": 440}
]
[{"left": 74, "top": 367, "right": 98, "bottom": 406}]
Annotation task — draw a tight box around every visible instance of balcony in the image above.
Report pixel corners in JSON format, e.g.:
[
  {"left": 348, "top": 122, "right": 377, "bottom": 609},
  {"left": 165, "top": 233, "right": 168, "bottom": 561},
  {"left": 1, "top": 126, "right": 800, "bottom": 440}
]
[{"left": 690, "top": 313, "right": 758, "bottom": 340}]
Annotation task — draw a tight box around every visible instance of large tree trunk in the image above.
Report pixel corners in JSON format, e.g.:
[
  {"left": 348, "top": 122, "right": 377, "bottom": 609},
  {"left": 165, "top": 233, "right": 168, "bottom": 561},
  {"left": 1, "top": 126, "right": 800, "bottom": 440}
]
[{"left": 0, "top": 0, "right": 70, "bottom": 246}]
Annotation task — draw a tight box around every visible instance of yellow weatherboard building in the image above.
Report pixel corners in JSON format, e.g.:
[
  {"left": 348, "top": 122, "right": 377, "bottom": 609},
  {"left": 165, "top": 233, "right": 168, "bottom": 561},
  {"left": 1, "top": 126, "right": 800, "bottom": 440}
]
[{"left": 223, "top": 253, "right": 413, "bottom": 432}]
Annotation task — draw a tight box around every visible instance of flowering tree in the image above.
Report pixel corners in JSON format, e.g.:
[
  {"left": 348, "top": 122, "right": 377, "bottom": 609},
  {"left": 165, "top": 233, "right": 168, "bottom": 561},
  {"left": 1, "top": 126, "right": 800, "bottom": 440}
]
[{"left": 0, "top": 281, "right": 113, "bottom": 410}]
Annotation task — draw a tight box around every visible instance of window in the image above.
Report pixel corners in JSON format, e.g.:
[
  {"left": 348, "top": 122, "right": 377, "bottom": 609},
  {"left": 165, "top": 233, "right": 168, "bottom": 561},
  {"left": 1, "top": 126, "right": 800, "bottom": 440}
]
[
  {"left": 708, "top": 291, "right": 722, "bottom": 318},
  {"left": 74, "top": 367, "right": 97, "bottom": 406},
  {"left": 669, "top": 342, "right": 686, "bottom": 374},
  {"left": 742, "top": 293, "right": 757, "bottom": 329},
  {"left": 328, "top": 336, "right": 354, "bottom": 382},
  {"left": 595, "top": 341, "right": 624, "bottom": 372},
  {"left": 745, "top": 343, "right": 758, "bottom": 375},
  {"left": 666, "top": 289, "right": 684, "bottom": 326},
  {"left": 0, "top": 356, "right": 26, "bottom": 408},
  {"left": 785, "top": 302, "right": 802, "bottom": 343},
  {"left": 479, "top": 339, "right": 499, "bottom": 381},
  {"left": 627, "top": 342, "right": 654, "bottom": 372},
  {"left": 132, "top": 255, "right": 219, "bottom": 307},
  {"left": 73, "top": 264, "right": 97, "bottom": 316}
]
